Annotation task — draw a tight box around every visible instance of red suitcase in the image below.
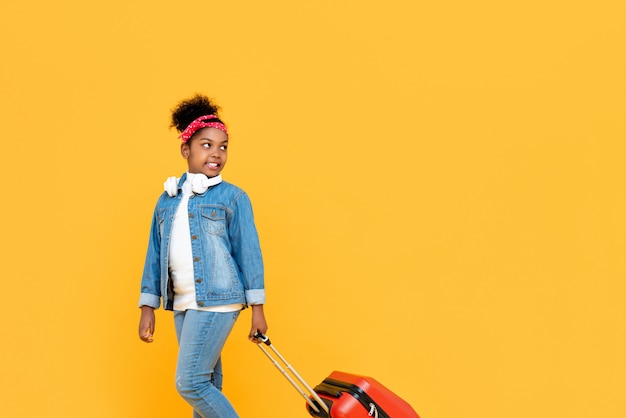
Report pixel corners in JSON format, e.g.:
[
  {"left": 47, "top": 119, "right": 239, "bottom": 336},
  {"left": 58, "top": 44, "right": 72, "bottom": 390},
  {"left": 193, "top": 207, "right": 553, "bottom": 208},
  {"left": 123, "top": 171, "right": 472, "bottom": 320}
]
[
  {"left": 254, "top": 333, "right": 420, "bottom": 417},
  {"left": 309, "top": 371, "right": 420, "bottom": 418}
]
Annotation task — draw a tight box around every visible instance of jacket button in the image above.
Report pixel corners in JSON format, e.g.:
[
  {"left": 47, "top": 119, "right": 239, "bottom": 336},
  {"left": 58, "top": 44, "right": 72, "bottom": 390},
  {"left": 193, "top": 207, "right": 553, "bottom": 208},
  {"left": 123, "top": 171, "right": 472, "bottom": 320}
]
[
  {"left": 189, "top": 213, "right": 194, "bottom": 218},
  {"left": 194, "top": 257, "right": 199, "bottom": 262},
  {"left": 191, "top": 235, "right": 197, "bottom": 240},
  {"left": 196, "top": 278, "right": 202, "bottom": 283},
  {"left": 211, "top": 210, "right": 216, "bottom": 216},
  {"left": 198, "top": 302, "right": 204, "bottom": 307}
]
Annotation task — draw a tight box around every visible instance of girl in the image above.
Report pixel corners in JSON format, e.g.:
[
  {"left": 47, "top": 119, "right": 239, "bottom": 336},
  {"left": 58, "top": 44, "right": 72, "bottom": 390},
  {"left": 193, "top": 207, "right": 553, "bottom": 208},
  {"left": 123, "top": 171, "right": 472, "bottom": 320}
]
[{"left": 138, "top": 94, "right": 268, "bottom": 418}]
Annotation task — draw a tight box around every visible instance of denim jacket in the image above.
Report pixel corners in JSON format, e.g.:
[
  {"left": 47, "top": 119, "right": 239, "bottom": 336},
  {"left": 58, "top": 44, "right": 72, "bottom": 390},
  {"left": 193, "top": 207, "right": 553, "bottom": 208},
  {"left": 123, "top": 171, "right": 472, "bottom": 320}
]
[{"left": 139, "top": 173, "right": 265, "bottom": 311}]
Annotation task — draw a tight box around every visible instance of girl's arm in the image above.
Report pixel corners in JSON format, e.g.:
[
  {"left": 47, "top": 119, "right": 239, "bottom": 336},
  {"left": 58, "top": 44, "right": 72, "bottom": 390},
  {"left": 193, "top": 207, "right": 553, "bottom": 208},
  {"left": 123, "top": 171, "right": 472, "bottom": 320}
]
[
  {"left": 138, "top": 204, "right": 163, "bottom": 343},
  {"left": 229, "top": 191, "right": 268, "bottom": 342}
]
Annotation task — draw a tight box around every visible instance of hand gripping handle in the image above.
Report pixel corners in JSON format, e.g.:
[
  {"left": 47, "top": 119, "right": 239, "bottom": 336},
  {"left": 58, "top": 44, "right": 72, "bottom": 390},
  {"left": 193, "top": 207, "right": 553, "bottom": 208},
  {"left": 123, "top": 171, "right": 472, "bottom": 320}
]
[{"left": 254, "top": 331, "right": 271, "bottom": 345}]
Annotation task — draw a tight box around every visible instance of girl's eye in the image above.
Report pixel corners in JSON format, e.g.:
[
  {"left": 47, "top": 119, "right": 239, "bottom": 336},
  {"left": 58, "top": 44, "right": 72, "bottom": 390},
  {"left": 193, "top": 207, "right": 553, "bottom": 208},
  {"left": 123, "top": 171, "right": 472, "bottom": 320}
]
[
  {"left": 202, "top": 143, "right": 211, "bottom": 148},
  {"left": 220, "top": 145, "right": 227, "bottom": 151}
]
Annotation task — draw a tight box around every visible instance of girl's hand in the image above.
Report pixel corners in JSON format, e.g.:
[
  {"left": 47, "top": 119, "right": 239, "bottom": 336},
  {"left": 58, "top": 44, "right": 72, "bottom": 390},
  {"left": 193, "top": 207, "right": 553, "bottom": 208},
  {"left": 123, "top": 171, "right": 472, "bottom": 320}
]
[
  {"left": 248, "top": 304, "right": 268, "bottom": 344},
  {"left": 139, "top": 306, "right": 155, "bottom": 343}
]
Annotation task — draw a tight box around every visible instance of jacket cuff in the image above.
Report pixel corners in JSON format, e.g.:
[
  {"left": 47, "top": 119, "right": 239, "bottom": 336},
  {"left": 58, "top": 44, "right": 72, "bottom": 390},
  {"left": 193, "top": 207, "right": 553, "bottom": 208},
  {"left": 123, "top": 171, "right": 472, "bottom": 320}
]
[
  {"left": 138, "top": 293, "right": 161, "bottom": 309},
  {"left": 245, "top": 289, "right": 265, "bottom": 305}
]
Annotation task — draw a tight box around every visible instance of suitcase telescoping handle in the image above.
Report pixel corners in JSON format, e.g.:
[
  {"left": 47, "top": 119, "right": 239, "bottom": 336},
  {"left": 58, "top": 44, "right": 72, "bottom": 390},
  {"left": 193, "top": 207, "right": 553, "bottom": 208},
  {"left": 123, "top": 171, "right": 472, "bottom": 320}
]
[{"left": 254, "top": 332, "right": 330, "bottom": 416}]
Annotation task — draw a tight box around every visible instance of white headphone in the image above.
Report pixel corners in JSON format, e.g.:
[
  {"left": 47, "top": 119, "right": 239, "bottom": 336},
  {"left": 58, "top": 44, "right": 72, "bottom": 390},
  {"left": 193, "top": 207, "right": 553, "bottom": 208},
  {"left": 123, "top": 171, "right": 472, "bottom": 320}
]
[{"left": 164, "top": 174, "right": 222, "bottom": 197}]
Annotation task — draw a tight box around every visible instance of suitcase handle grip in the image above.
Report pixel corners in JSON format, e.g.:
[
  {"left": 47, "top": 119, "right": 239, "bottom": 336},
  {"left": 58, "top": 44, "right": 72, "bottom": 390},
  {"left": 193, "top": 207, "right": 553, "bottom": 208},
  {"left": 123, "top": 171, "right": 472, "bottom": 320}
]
[{"left": 253, "top": 331, "right": 272, "bottom": 346}]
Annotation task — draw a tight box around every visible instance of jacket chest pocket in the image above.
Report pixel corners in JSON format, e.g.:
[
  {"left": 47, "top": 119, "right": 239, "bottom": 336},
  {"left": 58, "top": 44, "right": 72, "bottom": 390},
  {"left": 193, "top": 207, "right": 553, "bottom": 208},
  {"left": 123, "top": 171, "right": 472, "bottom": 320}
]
[{"left": 201, "top": 207, "right": 226, "bottom": 235}]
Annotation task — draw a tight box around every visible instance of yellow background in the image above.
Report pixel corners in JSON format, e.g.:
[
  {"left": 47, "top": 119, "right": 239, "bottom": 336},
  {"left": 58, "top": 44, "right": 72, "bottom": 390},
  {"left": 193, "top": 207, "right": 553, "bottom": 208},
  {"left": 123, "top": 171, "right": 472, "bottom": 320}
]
[{"left": 1, "top": 1, "right": 625, "bottom": 417}]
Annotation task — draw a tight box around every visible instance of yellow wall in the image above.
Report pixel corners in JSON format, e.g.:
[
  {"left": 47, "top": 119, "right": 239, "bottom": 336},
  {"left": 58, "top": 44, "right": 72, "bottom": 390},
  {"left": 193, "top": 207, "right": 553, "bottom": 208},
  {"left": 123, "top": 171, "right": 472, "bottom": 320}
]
[{"left": 1, "top": 1, "right": 625, "bottom": 417}]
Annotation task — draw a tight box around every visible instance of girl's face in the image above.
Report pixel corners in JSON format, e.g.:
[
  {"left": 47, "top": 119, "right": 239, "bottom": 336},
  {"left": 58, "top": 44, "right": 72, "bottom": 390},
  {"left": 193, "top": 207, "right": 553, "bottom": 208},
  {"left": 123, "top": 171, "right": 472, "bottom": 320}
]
[{"left": 181, "top": 127, "right": 228, "bottom": 177}]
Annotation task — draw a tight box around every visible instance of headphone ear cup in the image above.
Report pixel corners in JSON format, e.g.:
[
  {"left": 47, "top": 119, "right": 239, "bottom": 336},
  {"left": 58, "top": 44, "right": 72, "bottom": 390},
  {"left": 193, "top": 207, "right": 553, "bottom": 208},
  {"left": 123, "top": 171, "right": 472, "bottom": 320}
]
[
  {"left": 191, "top": 174, "right": 223, "bottom": 194},
  {"left": 164, "top": 176, "right": 179, "bottom": 197},
  {"left": 191, "top": 174, "right": 209, "bottom": 194}
]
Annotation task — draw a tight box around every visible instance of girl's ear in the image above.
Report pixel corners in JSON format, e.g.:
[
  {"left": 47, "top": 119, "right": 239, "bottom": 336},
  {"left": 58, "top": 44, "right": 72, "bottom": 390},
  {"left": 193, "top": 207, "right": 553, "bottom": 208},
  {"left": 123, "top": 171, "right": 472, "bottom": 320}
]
[{"left": 181, "top": 142, "right": 190, "bottom": 159}]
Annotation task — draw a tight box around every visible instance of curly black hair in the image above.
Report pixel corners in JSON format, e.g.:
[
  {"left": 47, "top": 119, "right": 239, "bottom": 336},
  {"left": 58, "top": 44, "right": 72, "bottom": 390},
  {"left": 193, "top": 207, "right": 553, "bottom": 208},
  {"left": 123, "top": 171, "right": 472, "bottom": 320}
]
[{"left": 170, "top": 94, "right": 225, "bottom": 134}]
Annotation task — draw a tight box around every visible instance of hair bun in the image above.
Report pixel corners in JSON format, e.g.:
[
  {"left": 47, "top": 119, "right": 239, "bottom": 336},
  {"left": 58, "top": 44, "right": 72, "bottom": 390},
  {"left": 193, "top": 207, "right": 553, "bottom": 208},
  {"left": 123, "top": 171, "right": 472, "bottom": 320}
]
[{"left": 170, "top": 94, "right": 222, "bottom": 133}]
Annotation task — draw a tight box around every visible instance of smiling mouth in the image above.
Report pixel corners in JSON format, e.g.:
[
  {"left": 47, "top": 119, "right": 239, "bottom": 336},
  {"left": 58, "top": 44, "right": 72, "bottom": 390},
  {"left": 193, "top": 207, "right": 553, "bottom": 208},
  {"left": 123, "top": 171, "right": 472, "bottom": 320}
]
[{"left": 207, "top": 162, "right": 220, "bottom": 168}]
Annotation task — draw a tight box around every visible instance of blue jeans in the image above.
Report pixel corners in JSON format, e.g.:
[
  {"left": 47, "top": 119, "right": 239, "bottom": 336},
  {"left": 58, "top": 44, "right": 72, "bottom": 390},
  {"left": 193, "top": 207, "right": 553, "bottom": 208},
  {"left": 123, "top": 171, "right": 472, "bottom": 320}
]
[{"left": 174, "top": 309, "right": 241, "bottom": 418}]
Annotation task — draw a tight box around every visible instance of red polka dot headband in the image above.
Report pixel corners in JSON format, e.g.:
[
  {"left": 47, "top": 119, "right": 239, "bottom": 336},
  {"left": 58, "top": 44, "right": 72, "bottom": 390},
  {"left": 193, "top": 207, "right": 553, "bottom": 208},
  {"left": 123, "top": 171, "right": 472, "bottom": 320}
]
[{"left": 178, "top": 115, "right": 228, "bottom": 142}]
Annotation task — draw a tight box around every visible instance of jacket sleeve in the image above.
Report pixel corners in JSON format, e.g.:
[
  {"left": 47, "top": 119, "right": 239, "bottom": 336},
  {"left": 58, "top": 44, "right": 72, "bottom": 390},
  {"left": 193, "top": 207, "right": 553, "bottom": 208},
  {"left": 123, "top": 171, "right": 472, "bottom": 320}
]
[
  {"left": 138, "top": 206, "right": 162, "bottom": 309},
  {"left": 229, "top": 191, "right": 266, "bottom": 305}
]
